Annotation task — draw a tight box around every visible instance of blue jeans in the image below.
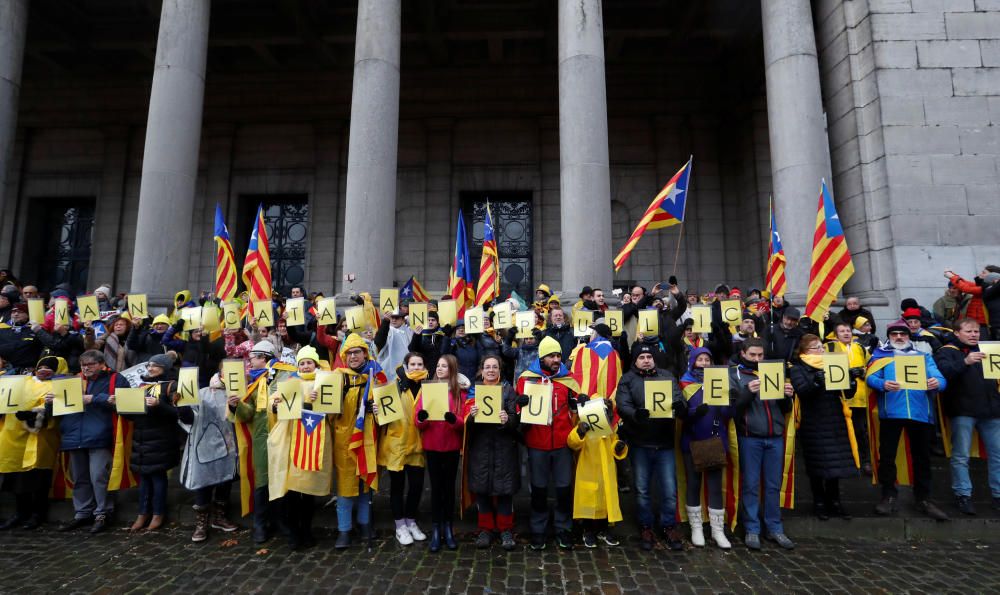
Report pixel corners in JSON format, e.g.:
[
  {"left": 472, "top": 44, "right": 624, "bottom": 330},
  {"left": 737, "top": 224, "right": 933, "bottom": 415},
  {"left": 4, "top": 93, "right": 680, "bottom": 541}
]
[
  {"left": 630, "top": 446, "right": 677, "bottom": 529},
  {"left": 138, "top": 471, "right": 168, "bottom": 516},
  {"left": 336, "top": 482, "right": 372, "bottom": 531},
  {"left": 738, "top": 436, "right": 784, "bottom": 536},
  {"left": 950, "top": 416, "right": 1000, "bottom": 498}
]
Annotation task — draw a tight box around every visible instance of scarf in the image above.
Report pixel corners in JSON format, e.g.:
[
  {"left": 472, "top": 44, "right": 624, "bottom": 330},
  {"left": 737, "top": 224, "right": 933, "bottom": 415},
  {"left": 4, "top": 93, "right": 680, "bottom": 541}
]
[
  {"left": 800, "top": 353, "right": 824, "bottom": 369},
  {"left": 406, "top": 369, "right": 429, "bottom": 383}
]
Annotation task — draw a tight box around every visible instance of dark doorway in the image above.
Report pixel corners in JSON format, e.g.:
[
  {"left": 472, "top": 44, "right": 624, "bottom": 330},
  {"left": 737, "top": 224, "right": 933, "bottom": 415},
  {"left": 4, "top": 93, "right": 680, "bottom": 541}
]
[
  {"left": 238, "top": 195, "right": 309, "bottom": 296},
  {"left": 460, "top": 191, "right": 533, "bottom": 301},
  {"left": 24, "top": 198, "right": 96, "bottom": 295}
]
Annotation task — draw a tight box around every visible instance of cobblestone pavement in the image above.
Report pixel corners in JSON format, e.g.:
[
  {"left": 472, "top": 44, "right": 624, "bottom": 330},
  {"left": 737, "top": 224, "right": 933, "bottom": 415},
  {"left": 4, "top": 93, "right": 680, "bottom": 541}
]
[{"left": 1, "top": 525, "right": 997, "bottom": 594}]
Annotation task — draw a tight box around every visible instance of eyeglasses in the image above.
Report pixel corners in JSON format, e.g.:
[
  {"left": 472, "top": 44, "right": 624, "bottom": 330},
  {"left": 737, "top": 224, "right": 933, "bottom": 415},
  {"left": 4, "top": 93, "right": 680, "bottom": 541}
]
[
  {"left": 807, "top": 345, "right": 824, "bottom": 352},
  {"left": 345, "top": 349, "right": 365, "bottom": 356},
  {"left": 80, "top": 361, "right": 101, "bottom": 367},
  {"left": 888, "top": 331, "right": 909, "bottom": 337}
]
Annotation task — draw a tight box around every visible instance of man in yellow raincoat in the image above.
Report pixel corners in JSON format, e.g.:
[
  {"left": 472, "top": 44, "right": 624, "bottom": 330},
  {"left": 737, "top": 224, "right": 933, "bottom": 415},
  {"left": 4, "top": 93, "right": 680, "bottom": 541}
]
[
  {"left": 333, "top": 333, "right": 387, "bottom": 549},
  {"left": 0, "top": 356, "right": 65, "bottom": 529},
  {"left": 567, "top": 396, "right": 628, "bottom": 548}
]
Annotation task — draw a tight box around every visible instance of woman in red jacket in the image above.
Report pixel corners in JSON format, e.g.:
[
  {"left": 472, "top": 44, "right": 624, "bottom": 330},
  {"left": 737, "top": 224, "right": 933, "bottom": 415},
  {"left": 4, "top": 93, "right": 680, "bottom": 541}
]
[{"left": 415, "top": 353, "right": 467, "bottom": 552}]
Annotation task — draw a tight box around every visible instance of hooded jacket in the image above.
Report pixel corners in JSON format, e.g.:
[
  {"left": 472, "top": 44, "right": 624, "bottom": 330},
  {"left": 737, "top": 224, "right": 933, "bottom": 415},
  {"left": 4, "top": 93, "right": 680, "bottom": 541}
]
[
  {"left": 866, "top": 342, "right": 947, "bottom": 424},
  {"left": 679, "top": 347, "right": 732, "bottom": 452},
  {"left": 934, "top": 339, "right": 1000, "bottom": 419},
  {"left": 515, "top": 358, "right": 580, "bottom": 451}
]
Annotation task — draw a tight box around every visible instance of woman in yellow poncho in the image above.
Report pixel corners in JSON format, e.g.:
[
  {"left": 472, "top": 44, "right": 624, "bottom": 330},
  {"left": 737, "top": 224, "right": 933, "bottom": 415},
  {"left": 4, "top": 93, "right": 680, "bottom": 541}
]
[
  {"left": 827, "top": 319, "right": 872, "bottom": 475},
  {"left": 0, "top": 356, "right": 66, "bottom": 529},
  {"left": 567, "top": 396, "right": 628, "bottom": 548}
]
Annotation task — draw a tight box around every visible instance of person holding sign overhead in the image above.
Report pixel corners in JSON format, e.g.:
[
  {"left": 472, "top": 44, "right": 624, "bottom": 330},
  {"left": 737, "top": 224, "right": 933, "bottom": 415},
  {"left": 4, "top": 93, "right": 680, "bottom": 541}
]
[
  {"left": 677, "top": 347, "right": 734, "bottom": 550},
  {"left": 515, "top": 336, "right": 582, "bottom": 551},
  {"left": 121, "top": 353, "right": 180, "bottom": 532},
  {"left": 866, "top": 319, "right": 948, "bottom": 520},
  {"left": 373, "top": 310, "right": 414, "bottom": 383},
  {"left": 126, "top": 314, "right": 174, "bottom": 363},
  {"left": 408, "top": 310, "right": 452, "bottom": 373},
  {"left": 49, "top": 351, "right": 131, "bottom": 534},
  {"left": 380, "top": 352, "right": 428, "bottom": 546},
  {"left": 462, "top": 355, "right": 523, "bottom": 551},
  {"left": 615, "top": 344, "right": 686, "bottom": 551},
  {"left": 789, "top": 335, "right": 860, "bottom": 521},
  {"left": 414, "top": 354, "right": 468, "bottom": 552},
  {"left": 933, "top": 318, "right": 1000, "bottom": 515},
  {"left": 0, "top": 357, "right": 65, "bottom": 530},
  {"left": 730, "top": 338, "right": 796, "bottom": 551}
]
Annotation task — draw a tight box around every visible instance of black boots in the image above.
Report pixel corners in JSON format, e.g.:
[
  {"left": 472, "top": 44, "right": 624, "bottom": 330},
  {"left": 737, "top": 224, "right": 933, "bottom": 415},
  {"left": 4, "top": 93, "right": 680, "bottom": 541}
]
[
  {"left": 429, "top": 523, "right": 442, "bottom": 552},
  {"left": 443, "top": 522, "right": 458, "bottom": 550}
]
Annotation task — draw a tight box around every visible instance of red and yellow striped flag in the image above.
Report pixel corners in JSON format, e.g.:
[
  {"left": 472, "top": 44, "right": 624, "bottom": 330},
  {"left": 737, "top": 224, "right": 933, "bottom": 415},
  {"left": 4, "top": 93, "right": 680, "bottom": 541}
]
[
  {"left": 214, "top": 204, "right": 238, "bottom": 301},
  {"left": 805, "top": 181, "right": 854, "bottom": 322},
  {"left": 765, "top": 195, "right": 787, "bottom": 298},
  {"left": 292, "top": 411, "right": 326, "bottom": 471},
  {"left": 613, "top": 158, "right": 692, "bottom": 272},
  {"left": 475, "top": 204, "right": 500, "bottom": 306},
  {"left": 242, "top": 204, "right": 272, "bottom": 307}
]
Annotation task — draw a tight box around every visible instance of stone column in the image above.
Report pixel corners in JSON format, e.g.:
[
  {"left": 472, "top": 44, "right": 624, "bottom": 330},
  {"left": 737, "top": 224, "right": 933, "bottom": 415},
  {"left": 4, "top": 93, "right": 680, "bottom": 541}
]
[
  {"left": 130, "top": 0, "right": 210, "bottom": 304},
  {"left": 0, "top": 0, "right": 28, "bottom": 222},
  {"left": 558, "top": 0, "right": 613, "bottom": 297},
  {"left": 761, "top": 0, "right": 831, "bottom": 299},
  {"left": 340, "top": 0, "right": 401, "bottom": 294}
]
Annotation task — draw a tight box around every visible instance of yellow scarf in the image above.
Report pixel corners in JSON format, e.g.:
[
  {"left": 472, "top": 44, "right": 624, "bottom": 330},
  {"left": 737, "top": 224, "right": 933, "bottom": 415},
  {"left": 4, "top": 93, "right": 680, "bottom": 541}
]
[
  {"left": 799, "top": 353, "right": 859, "bottom": 468},
  {"left": 406, "top": 369, "right": 429, "bottom": 383},
  {"left": 298, "top": 371, "right": 316, "bottom": 381},
  {"left": 800, "top": 353, "right": 824, "bottom": 369}
]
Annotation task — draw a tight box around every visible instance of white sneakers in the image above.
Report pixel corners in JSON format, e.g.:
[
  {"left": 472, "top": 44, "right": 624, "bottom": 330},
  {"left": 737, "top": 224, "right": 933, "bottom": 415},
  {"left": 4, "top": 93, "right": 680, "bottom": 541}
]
[
  {"left": 407, "top": 522, "right": 426, "bottom": 541},
  {"left": 395, "top": 526, "right": 414, "bottom": 545},
  {"left": 686, "top": 506, "right": 706, "bottom": 547}
]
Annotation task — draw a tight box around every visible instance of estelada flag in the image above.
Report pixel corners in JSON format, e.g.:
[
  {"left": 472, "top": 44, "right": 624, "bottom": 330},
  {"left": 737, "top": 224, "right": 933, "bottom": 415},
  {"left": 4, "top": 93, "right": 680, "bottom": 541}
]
[
  {"left": 805, "top": 181, "right": 854, "bottom": 322},
  {"left": 570, "top": 338, "right": 623, "bottom": 400},
  {"left": 765, "top": 195, "right": 788, "bottom": 298},
  {"left": 214, "top": 204, "right": 238, "bottom": 302},
  {"left": 242, "top": 204, "right": 272, "bottom": 309},
  {"left": 293, "top": 410, "right": 326, "bottom": 471},
  {"left": 614, "top": 157, "right": 692, "bottom": 272},
  {"left": 400, "top": 275, "right": 431, "bottom": 303},
  {"left": 448, "top": 210, "right": 475, "bottom": 317}
]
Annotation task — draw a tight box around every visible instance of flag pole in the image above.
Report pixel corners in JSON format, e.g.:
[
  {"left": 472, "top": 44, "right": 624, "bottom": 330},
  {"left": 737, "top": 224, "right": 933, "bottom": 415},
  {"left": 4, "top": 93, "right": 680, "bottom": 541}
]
[{"left": 671, "top": 156, "right": 693, "bottom": 276}]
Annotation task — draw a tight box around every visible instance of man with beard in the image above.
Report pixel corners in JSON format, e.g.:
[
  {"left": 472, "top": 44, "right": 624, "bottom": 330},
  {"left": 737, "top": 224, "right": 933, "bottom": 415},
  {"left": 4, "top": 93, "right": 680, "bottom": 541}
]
[{"left": 867, "top": 320, "right": 949, "bottom": 520}]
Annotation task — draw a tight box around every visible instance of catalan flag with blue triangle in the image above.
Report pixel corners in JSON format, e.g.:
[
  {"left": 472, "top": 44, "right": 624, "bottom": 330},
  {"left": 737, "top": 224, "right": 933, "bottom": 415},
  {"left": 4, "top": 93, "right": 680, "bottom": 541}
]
[
  {"left": 214, "top": 204, "right": 238, "bottom": 302},
  {"left": 242, "top": 204, "right": 272, "bottom": 307},
  {"left": 805, "top": 181, "right": 854, "bottom": 322},
  {"left": 765, "top": 195, "right": 787, "bottom": 298},
  {"left": 448, "top": 210, "right": 475, "bottom": 317},
  {"left": 614, "top": 157, "right": 692, "bottom": 272}
]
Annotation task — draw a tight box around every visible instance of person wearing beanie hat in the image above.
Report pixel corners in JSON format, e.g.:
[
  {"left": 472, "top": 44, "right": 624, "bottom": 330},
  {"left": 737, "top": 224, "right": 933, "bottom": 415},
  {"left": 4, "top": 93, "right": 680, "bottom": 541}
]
[
  {"left": 328, "top": 334, "right": 387, "bottom": 549},
  {"left": 408, "top": 309, "right": 451, "bottom": 373},
  {"left": 900, "top": 309, "right": 943, "bottom": 355},
  {"left": 0, "top": 355, "right": 67, "bottom": 530},
  {"left": 615, "top": 337, "right": 686, "bottom": 551},
  {"left": 126, "top": 312, "right": 174, "bottom": 364},
  {"left": 867, "top": 318, "right": 949, "bottom": 520},
  {"left": 0, "top": 285, "right": 19, "bottom": 324},
  {"left": 538, "top": 308, "right": 576, "bottom": 363},
  {"left": 837, "top": 296, "right": 877, "bottom": 336},
  {"left": 761, "top": 302, "right": 804, "bottom": 362},
  {"left": 0, "top": 303, "right": 45, "bottom": 372},
  {"left": 122, "top": 351, "right": 180, "bottom": 533},
  {"left": 516, "top": 331, "right": 582, "bottom": 551},
  {"left": 93, "top": 285, "right": 113, "bottom": 311},
  {"left": 851, "top": 316, "right": 879, "bottom": 353},
  {"left": 228, "top": 335, "right": 296, "bottom": 545}
]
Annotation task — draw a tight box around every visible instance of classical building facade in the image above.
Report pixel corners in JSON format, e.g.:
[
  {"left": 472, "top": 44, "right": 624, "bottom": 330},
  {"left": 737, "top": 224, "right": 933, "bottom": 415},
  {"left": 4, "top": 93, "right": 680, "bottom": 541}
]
[{"left": 1, "top": 0, "right": 998, "bottom": 316}]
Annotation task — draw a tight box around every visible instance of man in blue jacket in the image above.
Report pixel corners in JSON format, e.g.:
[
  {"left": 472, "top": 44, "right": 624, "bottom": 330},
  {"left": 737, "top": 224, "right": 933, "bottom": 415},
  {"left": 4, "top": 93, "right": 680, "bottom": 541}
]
[
  {"left": 867, "top": 320, "right": 948, "bottom": 520},
  {"left": 51, "top": 349, "right": 131, "bottom": 534}
]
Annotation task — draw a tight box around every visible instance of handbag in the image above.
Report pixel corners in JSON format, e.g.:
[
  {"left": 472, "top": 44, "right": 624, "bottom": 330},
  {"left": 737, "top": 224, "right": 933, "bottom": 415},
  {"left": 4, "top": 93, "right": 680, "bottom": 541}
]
[{"left": 689, "top": 418, "right": 727, "bottom": 472}]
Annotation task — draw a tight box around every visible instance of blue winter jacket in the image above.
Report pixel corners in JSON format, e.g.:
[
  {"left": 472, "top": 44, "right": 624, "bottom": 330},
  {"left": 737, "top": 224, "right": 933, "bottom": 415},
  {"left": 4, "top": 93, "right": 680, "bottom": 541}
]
[
  {"left": 866, "top": 345, "right": 946, "bottom": 424},
  {"left": 57, "top": 370, "right": 131, "bottom": 450}
]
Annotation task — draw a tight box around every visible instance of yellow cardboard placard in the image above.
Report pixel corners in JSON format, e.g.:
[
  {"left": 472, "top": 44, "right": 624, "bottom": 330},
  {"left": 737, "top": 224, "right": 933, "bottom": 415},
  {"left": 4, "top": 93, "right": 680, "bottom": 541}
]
[
  {"left": 253, "top": 301, "right": 274, "bottom": 328},
  {"left": 493, "top": 303, "right": 513, "bottom": 329},
  {"left": 573, "top": 310, "right": 593, "bottom": 338},
  {"left": 577, "top": 398, "right": 612, "bottom": 438},
  {"left": 895, "top": 355, "right": 928, "bottom": 391},
  {"left": 520, "top": 381, "right": 553, "bottom": 426},
  {"left": 691, "top": 305, "right": 712, "bottom": 334},
  {"left": 759, "top": 360, "right": 787, "bottom": 400},
  {"left": 515, "top": 311, "right": 535, "bottom": 339},
  {"left": 222, "top": 301, "right": 242, "bottom": 330},
  {"left": 276, "top": 379, "right": 303, "bottom": 420},
  {"left": 0, "top": 376, "right": 27, "bottom": 414},
  {"left": 127, "top": 294, "right": 148, "bottom": 320},
  {"left": 181, "top": 306, "right": 203, "bottom": 330},
  {"left": 311, "top": 370, "right": 343, "bottom": 414},
  {"left": 421, "top": 382, "right": 450, "bottom": 421},
  {"left": 345, "top": 306, "right": 366, "bottom": 332},
  {"left": 606, "top": 310, "right": 623, "bottom": 337},
  {"left": 703, "top": 366, "right": 730, "bottom": 406},
  {"left": 720, "top": 300, "right": 742, "bottom": 326},
  {"left": 474, "top": 384, "right": 503, "bottom": 424},
  {"left": 221, "top": 359, "right": 246, "bottom": 397},
  {"left": 115, "top": 387, "right": 147, "bottom": 414},
  {"left": 380, "top": 288, "right": 399, "bottom": 314},
  {"left": 27, "top": 299, "right": 45, "bottom": 325},
  {"left": 285, "top": 297, "right": 306, "bottom": 327},
  {"left": 980, "top": 342, "right": 1000, "bottom": 380},
  {"left": 54, "top": 299, "right": 70, "bottom": 327},
  {"left": 202, "top": 305, "right": 221, "bottom": 333},
  {"left": 643, "top": 380, "right": 674, "bottom": 418},
  {"left": 437, "top": 299, "right": 458, "bottom": 328},
  {"left": 51, "top": 377, "right": 84, "bottom": 417},
  {"left": 176, "top": 367, "right": 200, "bottom": 406},
  {"left": 465, "top": 306, "right": 485, "bottom": 334},
  {"left": 409, "top": 302, "right": 428, "bottom": 329},
  {"left": 823, "top": 352, "right": 851, "bottom": 391},
  {"left": 315, "top": 298, "right": 337, "bottom": 326},
  {"left": 373, "top": 382, "right": 404, "bottom": 426},
  {"left": 77, "top": 295, "right": 100, "bottom": 322},
  {"left": 638, "top": 309, "right": 659, "bottom": 336}
]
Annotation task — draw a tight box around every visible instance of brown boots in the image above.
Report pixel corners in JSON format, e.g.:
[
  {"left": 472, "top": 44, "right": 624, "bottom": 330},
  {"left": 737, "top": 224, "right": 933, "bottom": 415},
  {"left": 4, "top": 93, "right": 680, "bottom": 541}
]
[{"left": 192, "top": 506, "right": 209, "bottom": 542}]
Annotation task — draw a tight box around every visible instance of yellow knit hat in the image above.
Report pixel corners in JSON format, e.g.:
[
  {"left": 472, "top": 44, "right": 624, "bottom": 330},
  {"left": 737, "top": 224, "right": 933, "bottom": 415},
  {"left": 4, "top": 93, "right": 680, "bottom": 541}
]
[{"left": 538, "top": 336, "right": 561, "bottom": 358}]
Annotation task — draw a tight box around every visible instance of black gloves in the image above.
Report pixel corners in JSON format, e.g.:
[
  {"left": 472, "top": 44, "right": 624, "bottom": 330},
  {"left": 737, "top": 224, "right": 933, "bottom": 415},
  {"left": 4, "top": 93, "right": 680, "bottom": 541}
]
[
  {"left": 532, "top": 328, "right": 543, "bottom": 340},
  {"left": 694, "top": 403, "right": 710, "bottom": 417},
  {"left": 14, "top": 410, "right": 35, "bottom": 422},
  {"left": 506, "top": 327, "right": 517, "bottom": 340},
  {"left": 672, "top": 400, "right": 686, "bottom": 417},
  {"left": 577, "top": 422, "right": 590, "bottom": 437},
  {"left": 516, "top": 394, "right": 530, "bottom": 407},
  {"left": 441, "top": 324, "right": 454, "bottom": 336},
  {"left": 173, "top": 319, "right": 185, "bottom": 332},
  {"left": 635, "top": 408, "right": 651, "bottom": 422},
  {"left": 668, "top": 275, "right": 678, "bottom": 286},
  {"left": 614, "top": 440, "right": 627, "bottom": 456},
  {"left": 849, "top": 367, "right": 865, "bottom": 380},
  {"left": 444, "top": 411, "right": 457, "bottom": 424},
  {"left": 575, "top": 394, "right": 590, "bottom": 408},
  {"left": 417, "top": 409, "right": 429, "bottom": 422},
  {"left": 603, "top": 398, "right": 614, "bottom": 413}
]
